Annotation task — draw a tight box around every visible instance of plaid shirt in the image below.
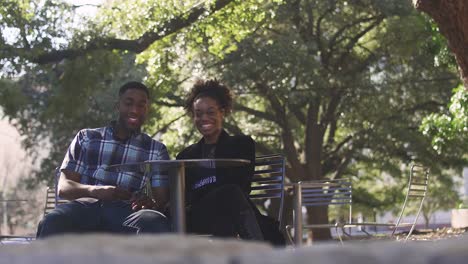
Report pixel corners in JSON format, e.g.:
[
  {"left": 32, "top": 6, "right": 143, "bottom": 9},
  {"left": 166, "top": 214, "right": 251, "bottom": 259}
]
[{"left": 60, "top": 124, "right": 169, "bottom": 192}]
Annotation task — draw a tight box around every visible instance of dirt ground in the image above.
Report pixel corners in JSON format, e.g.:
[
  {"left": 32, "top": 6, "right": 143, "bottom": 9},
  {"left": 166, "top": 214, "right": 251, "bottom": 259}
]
[
  {"left": 334, "top": 227, "right": 468, "bottom": 244},
  {"left": 401, "top": 227, "right": 468, "bottom": 241}
]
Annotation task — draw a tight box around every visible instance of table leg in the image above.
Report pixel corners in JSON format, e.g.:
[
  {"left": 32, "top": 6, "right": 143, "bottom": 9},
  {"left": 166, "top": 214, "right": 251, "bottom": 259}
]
[
  {"left": 293, "top": 183, "right": 303, "bottom": 246},
  {"left": 169, "top": 164, "right": 186, "bottom": 233}
]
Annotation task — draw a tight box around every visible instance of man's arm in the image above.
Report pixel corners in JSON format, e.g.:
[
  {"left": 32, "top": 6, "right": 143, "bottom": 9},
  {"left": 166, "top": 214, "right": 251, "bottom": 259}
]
[{"left": 58, "top": 169, "right": 132, "bottom": 201}]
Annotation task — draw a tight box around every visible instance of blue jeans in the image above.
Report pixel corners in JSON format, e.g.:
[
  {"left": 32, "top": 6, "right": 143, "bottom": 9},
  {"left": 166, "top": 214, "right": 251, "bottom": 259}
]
[{"left": 36, "top": 200, "right": 170, "bottom": 238}]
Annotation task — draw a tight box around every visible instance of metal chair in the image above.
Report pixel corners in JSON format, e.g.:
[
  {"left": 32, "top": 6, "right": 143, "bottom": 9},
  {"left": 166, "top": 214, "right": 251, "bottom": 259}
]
[
  {"left": 289, "top": 164, "right": 430, "bottom": 245},
  {"left": 339, "top": 164, "right": 430, "bottom": 242},
  {"left": 43, "top": 168, "right": 68, "bottom": 216},
  {"left": 249, "top": 154, "right": 286, "bottom": 232},
  {"left": 0, "top": 235, "right": 35, "bottom": 244},
  {"left": 289, "top": 178, "right": 352, "bottom": 245},
  {"left": 43, "top": 186, "right": 57, "bottom": 216}
]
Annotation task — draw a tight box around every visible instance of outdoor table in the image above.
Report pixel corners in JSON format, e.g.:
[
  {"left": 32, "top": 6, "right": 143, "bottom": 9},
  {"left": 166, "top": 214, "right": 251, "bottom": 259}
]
[{"left": 106, "top": 159, "right": 250, "bottom": 233}]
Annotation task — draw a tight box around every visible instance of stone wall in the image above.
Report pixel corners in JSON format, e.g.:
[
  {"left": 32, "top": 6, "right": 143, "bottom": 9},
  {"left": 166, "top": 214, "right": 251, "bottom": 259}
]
[{"left": 1, "top": 234, "right": 468, "bottom": 264}]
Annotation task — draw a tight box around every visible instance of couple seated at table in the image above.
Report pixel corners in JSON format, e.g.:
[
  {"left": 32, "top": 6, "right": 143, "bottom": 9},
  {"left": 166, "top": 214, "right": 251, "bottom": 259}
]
[{"left": 36, "top": 79, "right": 283, "bottom": 245}]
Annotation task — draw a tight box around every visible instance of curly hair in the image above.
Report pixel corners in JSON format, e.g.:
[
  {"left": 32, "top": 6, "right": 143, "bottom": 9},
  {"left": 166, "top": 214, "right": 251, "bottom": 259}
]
[{"left": 184, "top": 79, "right": 233, "bottom": 116}]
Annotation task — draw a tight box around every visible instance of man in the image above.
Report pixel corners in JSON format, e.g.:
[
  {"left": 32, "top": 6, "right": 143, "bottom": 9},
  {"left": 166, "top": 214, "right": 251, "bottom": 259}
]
[{"left": 36, "top": 81, "right": 170, "bottom": 238}]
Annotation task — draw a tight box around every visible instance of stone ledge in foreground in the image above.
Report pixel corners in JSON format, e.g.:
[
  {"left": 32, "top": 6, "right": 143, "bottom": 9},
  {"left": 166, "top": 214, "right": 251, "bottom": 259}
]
[{"left": 1, "top": 233, "right": 468, "bottom": 264}]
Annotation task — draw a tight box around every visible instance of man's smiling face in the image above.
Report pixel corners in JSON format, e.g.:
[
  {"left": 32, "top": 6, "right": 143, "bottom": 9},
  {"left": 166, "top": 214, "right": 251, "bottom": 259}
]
[{"left": 118, "top": 88, "right": 149, "bottom": 132}]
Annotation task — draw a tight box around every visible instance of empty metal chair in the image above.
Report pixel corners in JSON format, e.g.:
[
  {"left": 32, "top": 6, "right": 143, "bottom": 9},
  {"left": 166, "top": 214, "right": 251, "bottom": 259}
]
[
  {"left": 290, "top": 178, "right": 352, "bottom": 245},
  {"left": 338, "top": 164, "right": 430, "bottom": 242},
  {"left": 290, "top": 164, "right": 429, "bottom": 245},
  {"left": 43, "top": 167, "right": 68, "bottom": 216}
]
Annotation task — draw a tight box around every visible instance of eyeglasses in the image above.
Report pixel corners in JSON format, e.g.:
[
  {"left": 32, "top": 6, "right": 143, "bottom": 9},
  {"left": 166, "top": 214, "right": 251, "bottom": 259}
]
[{"left": 194, "top": 108, "right": 222, "bottom": 118}]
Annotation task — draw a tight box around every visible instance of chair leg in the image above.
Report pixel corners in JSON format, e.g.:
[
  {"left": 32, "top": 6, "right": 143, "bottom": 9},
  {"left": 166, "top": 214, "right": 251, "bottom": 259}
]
[
  {"left": 335, "top": 223, "right": 344, "bottom": 245},
  {"left": 341, "top": 226, "right": 352, "bottom": 238},
  {"left": 361, "top": 228, "right": 372, "bottom": 236},
  {"left": 404, "top": 197, "right": 426, "bottom": 242},
  {"left": 285, "top": 225, "right": 295, "bottom": 245}
]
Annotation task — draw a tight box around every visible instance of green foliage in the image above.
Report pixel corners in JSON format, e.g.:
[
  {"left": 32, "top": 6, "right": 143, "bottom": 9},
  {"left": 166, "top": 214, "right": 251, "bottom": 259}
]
[
  {"left": 0, "top": 50, "right": 147, "bottom": 183},
  {"left": 420, "top": 169, "right": 461, "bottom": 226},
  {"left": 0, "top": 79, "right": 28, "bottom": 118},
  {"left": 425, "top": 16, "right": 458, "bottom": 69},
  {"left": 97, "top": 0, "right": 196, "bottom": 38},
  {"left": 349, "top": 162, "right": 405, "bottom": 215},
  {"left": 420, "top": 85, "right": 468, "bottom": 159},
  {"left": 131, "top": 0, "right": 286, "bottom": 154},
  {"left": 184, "top": 0, "right": 283, "bottom": 58},
  {"left": 207, "top": 0, "right": 457, "bottom": 169},
  {"left": 0, "top": 0, "right": 76, "bottom": 75},
  {"left": 0, "top": 1, "right": 465, "bottom": 232}
]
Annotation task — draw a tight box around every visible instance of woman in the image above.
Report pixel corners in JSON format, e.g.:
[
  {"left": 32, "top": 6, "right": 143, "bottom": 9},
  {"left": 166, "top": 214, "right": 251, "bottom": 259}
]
[{"left": 176, "top": 79, "right": 264, "bottom": 240}]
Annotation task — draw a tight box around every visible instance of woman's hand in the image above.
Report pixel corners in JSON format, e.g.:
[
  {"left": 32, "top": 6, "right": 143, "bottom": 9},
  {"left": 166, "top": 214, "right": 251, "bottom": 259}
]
[{"left": 131, "top": 195, "right": 157, "bottom": 211}]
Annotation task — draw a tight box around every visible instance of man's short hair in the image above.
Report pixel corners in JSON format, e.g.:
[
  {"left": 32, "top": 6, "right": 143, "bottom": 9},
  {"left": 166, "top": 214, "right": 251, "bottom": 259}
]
[{"left": 119, "top": 81, "right": 150, "bottom": 98}]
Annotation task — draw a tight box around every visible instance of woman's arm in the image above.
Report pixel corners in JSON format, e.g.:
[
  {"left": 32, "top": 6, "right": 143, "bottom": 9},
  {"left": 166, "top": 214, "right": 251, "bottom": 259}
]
[
  {"left": 222, "top": 135, "right": 255, "bottom": 194},
  {"left": 241, "top": 136, "right": 256, "bottom": 194}
]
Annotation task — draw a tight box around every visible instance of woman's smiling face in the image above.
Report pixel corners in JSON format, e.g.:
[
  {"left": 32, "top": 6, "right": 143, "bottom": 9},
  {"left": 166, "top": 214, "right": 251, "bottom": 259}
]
[{"left": 193, "top": 96, "right": 225, "bottom": 144}]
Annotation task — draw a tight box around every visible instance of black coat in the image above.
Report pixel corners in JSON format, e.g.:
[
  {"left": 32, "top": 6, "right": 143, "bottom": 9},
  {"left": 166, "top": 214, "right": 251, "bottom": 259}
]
[
  {"left": 177, "top": 130, "right": 286, "bottom": 246},
  {"left": 176, "top": 130, "right": 255, "bottom": 205}
]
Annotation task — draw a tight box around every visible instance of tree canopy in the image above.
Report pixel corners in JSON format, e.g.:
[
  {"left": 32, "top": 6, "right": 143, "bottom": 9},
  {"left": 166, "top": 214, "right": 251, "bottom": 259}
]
[{"left": 0, "top": 0, "right": 466, "bottom": 239}]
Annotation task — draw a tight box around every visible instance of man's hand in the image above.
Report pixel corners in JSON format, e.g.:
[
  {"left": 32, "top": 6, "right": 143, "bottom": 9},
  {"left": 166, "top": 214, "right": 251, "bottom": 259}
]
[{"left": 91, "top": 186, "right": 132, "bottom": 201}]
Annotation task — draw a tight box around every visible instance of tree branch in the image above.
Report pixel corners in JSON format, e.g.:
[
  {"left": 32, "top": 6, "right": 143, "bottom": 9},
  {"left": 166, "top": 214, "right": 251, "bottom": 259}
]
[
  {"left": 327, "top": 15, "right": 382, "bottom": 57},
  {"left": 288, "top": 102, "right": 307, "bottom": 124},
  {"left": 25, "top": 0, "right": 235, "bottom": 64},
  {"left": 320, "top": 88, "right": 343, "bottom": 128},
  {"left": 334, "top": 15, "right": 385, "bottom": 68},
  {"left": 234, "top": 103, "right": 276, "bottom": 122},
  {"left": 333, "top": 154, "right": 353, "bottom": 179},
  {"left": 150, "top": 114, "right": 185, "bottom": 137},
  {"left": 253, "top": 80, "right": 305, "bottom": 179},
  {"left": 223, "top": 118, "right": 275, "bottom": 154},
  {"left": 323, "top": 135, "right": 353, "bottom": 161},
  {"left": 316, "top": 4, "right": 336, "bottom": 67},
  {"left": 326, "top": 116, "right": 337, "bottom": 146},
  {"left": 304, "top": 99, "right": 321, "bottom": 167},
  {"left": 291, "top": 0, "right": 315, "bottom": 44}
]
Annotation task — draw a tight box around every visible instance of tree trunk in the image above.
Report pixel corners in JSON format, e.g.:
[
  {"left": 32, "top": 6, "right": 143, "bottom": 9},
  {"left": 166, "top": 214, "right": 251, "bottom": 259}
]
[
  {"left": 423, "top": 212, "right": 430, "bottom": 228},
  {"left": 295, "top": 102, "right": 331, "bottom": 241},
  {"left": 306, "top": 206, "right": 332, "bottom": 241},
  {"left": 414, "top": 0, "right": 468, "bottom": 89}
]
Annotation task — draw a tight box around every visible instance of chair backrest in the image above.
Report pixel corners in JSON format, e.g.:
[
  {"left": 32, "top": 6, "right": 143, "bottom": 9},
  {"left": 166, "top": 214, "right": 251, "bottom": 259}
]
[
  {"left": 249, "top": 154, "right": 286, "bottom": 228},
  {"left": 43, "top": 168, "right": 68, "bottom": 216},
  {"left": 299, "top": 178, "right": 353, "bottom": 224},
  {"left": 43, "top": 187, "right": 57, "bottom": 216},
  {"left": 392, "top": 164, "right": 429, "bottom": 237}
]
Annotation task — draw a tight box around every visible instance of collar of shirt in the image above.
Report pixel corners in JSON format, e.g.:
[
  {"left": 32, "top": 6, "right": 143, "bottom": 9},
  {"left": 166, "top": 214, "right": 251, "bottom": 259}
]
[{"left": 108, "top": 120, "right": 142, "bottom": 142}]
